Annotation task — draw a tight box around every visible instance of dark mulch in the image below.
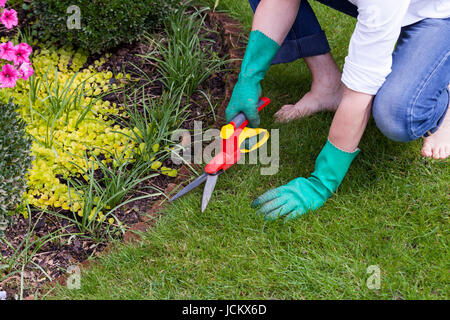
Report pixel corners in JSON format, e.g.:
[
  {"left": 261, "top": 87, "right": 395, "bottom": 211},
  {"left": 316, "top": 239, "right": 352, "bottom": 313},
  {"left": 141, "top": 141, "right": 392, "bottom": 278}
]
[{"left": 0, "top": 9, "right": 229, "bottom": 300}]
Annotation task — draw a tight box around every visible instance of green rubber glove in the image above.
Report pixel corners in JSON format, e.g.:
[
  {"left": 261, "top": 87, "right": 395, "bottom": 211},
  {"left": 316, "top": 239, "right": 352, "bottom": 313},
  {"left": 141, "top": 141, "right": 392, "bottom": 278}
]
[
  {"left": 225, "top": 30, "right": 280, "bottom": 128},
  {"left": 251, "top": 140, "right": 360, "bottom": 221}
]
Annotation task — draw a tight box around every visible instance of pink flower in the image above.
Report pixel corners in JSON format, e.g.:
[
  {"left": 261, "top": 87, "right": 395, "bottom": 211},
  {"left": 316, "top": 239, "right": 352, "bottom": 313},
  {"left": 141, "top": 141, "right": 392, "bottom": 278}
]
[
  {"left": 0, "top": 0, "right": 7, "bottom": 8},
  {"left": 17, "top": 42, "right": 32, "bottom": 56},
  {"left": 0, "top": 8, "right": 18, "bottom": 30},
  {"left": 0, "top": 63, "right": 19, "bottom": 88},
  {"left": 18, "top": 61, "right": 33, "bottom": 80},
  {"left": 0, "top": 41, "right": 15, "bottom": 61},
  {"left": 12, "top": 43, "right": 31, "bottom": 65}
]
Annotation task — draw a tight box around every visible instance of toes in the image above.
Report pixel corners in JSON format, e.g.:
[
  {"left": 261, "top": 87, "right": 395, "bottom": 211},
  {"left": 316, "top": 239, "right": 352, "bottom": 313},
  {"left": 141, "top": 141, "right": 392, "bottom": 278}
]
[
  {"left": 274, "top": 105, "right": 294, "bottom": 123},
  {"left": 421, "top": 143, "right": 432, "bottom": 158},
  {"left": 421, "top": 143, "right": 450, "bottom": 160},
  {"left": 444, "top": 145, "right": 450, "bottom": 159},
  {"left": 274, "top": 113, "right": 286, "bottom": 123},
  {"left": 432, "top": 147, "right": 441, "bottom": 159},
  {"left": 439, "top": 146, "right": 449, "bottom": 159}
]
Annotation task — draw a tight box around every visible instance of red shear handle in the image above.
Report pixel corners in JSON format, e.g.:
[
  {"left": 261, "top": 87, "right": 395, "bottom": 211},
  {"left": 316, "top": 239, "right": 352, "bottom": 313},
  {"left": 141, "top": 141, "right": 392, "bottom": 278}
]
[
  {"left": 204, "top": 97, "right": 271, "bottom": 175},
  {"left": 229, "top": 97, "right": 271, "bottom": 130}
]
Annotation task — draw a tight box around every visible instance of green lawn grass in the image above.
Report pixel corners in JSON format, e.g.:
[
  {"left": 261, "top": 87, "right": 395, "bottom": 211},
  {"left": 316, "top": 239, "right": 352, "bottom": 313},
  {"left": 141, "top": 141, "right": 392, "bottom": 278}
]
[{"left": 47, "top": 0, "right": 449, "bottom": 299}]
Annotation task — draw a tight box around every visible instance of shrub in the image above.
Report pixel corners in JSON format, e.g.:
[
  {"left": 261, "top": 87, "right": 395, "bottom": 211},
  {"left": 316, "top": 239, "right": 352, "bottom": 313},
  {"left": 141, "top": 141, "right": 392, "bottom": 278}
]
[
  {"left": 5, "top": 0, "right": 24, "bottom": 10},
  {"left": 30, "top": 0, "right": 178, "bottom": 54},
  {"left": 0, "top": 99, "right": 32, "bottom": 234}
]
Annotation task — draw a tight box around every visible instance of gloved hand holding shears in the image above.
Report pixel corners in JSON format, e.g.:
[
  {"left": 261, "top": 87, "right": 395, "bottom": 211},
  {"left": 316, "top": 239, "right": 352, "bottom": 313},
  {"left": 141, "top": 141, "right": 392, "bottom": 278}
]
[
  {"left": 170, "top": 98, "right": 272, "bottom": 212},
  {"left": 225, "top": 30, "right": 279, "bottom": 128}
]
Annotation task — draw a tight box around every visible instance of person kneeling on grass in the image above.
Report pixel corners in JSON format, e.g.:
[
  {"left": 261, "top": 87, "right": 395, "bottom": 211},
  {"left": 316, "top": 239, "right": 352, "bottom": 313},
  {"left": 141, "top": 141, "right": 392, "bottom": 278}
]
[{"left": 225, "top": 0, "right": 450, "bottom": 220}]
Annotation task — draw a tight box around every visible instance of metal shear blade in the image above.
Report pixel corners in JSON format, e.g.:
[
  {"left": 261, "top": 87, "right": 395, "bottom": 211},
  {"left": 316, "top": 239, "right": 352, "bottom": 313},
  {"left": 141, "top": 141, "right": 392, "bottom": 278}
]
[
  {"left": 169, "top": 173, "right": 208, "bottom": 202},
  {"left": 201, "top": 174, "right": 218, "bottom": 212},
  {"left": 169, "top": 171, "right": 223, "bottom": 212}
]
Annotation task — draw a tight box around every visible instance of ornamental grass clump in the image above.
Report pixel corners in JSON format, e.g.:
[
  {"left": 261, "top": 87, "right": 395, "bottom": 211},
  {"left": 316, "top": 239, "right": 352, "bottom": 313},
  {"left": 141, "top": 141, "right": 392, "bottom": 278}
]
[
  {"left": 121, "top": 85, "right": 188, "bottom": 173},
  {"left": 0, "top": 99, "right": 32, "bottom": 234},
  {"left": 141, "top": 6, "right": 228, "bottom": 97}
]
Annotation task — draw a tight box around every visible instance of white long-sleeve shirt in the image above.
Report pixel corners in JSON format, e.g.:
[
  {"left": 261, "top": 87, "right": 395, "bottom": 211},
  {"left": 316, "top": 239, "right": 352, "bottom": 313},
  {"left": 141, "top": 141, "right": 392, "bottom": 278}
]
[{"left": 342, "top": 0, "right": 450, "bottom": 95}]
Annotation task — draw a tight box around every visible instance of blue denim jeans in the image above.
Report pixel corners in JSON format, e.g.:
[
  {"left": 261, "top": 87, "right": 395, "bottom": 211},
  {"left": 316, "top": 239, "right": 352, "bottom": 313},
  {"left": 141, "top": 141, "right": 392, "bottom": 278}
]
[{"left": 248, "top": 0, "right": 450, "bottom": 142}]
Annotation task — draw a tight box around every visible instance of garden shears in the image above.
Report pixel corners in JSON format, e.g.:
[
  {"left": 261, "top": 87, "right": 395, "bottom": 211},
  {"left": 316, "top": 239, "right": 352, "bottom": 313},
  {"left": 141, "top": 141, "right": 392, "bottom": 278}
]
[{"left": 170, "top": 97, "right": 271, "bottom": 211}]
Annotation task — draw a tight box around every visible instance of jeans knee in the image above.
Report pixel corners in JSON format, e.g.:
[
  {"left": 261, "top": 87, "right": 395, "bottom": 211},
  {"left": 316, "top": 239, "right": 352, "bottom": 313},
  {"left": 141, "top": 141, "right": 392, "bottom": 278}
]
[{"left": 373, "top": 88, "right": 413, "bottom": 142}]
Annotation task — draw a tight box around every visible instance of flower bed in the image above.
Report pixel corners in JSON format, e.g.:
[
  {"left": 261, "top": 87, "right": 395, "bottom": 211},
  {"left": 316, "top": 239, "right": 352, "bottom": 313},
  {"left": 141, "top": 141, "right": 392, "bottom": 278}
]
[{"left": 0, "top": 2, "right": 231, "bottom": 299}]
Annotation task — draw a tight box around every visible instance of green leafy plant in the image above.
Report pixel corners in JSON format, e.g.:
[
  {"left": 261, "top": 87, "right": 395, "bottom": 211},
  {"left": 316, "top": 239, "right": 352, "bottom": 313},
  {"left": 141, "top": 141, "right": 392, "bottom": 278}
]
[
  {"left": 4, "top": 0, "right": 25, "bottom": 10},
  {"left": 140, "top": 5, "right": 228, "bottom": 97},
  {"left": 120, "top": 86, "right": 189, "bottom": 166},
  {"left": 27, "top": 72, "right": 43, "bottom": 121},
  {"left": 30, "top": 0, "right": 179, "bottom": 54},
  {"left": 0, "top": 99, "right": 32, "bottom": 235}
]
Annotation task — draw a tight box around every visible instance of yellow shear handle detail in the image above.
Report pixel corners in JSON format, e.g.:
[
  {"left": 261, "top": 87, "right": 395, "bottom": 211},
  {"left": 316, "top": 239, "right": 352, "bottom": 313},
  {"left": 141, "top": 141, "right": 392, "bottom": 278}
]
[
  {"left": 220, "top": 124, "right": 235, "bottom": 140},
  {"left": 238, "top": 127, "right": 270, "bottom": 153}
]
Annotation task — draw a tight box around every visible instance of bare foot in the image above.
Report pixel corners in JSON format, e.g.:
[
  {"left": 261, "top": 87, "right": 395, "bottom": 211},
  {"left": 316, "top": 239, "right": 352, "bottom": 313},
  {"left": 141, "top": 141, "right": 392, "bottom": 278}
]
[
  {"left": 274, "top": 81, "right": 343, "bottom": 122},
  {"left": 274, "top": 53, "right": 343, "bottom": 123},
  {"left": 421, "top": 103, "right": 450, "bottom": 159}
]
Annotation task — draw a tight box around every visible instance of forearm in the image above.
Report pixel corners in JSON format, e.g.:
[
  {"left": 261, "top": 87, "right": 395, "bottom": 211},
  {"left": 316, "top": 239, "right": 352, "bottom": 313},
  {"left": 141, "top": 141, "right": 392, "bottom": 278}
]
[
  {"left": 328, "top": 86, "right": 373, "bottom": 152},
  {"left": 252, "top": 0, "right": 301, "bottom": 45}
]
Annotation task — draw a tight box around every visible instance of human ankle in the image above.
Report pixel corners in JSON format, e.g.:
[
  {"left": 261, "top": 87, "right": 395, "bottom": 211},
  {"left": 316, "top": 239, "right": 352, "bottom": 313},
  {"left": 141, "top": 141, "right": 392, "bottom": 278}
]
[
  {"left": 310, "top": 78, "right": 342, "bottom": 95},
  {"left": 305, "top": 53, "right": 342, "bottom": 91}
]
